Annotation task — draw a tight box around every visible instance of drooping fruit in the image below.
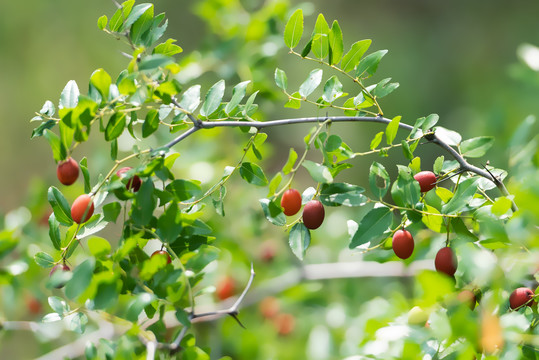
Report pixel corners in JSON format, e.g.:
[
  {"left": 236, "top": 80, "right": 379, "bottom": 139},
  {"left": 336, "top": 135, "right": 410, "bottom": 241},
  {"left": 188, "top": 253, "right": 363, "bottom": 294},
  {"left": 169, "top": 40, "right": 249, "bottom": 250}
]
[
  {"left": 280, "top": 189, "right": 302, "bottom": 216},
  {"left": 392, "top": 229, "right": 414, "bottom": 259},
  {"left": 71, "top": 194, "right": 94, "bottom": 224},
  {"left": 509, "top": 287, "right": 535, "bottom": 310},
  {"left": 457, "top": 290, "right": 477, "bottom": 310},
  {"left": 57, "top": 157, "right": 79, "bottom": 186},
  {"left": 302, "top": 200, "right": 325, "bottom": 229},
  {"left": 151, "top": 250, "right": 172, "bottom": 264},
  {"left": 414, "top": 171, "right": 437, "bottom": 193},
  {"left": 116, "top": 167, "right": 142, "bottom": 192},
  {"left": 435, "top": 247, "right": 457, "bottom": 277},
  {"left": 49, "top": 264, "right": 71, "bottom": 289},
  {"left": 216, "top": 276, "right": 235, "bottom": 300}
]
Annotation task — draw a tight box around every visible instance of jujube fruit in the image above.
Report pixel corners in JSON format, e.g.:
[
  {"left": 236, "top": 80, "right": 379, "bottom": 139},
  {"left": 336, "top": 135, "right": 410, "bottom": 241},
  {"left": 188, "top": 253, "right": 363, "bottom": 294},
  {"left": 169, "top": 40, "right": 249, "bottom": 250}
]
[
  {"left": 151, "top": 250, "right": 171, "bottom": 264},
  {"left": 259, "top": 296, "right": 280, "bottom": 319},
  {"left": 280, "top": 189, "right": 302, "bottom": 216},
  {"left": 49, "top": 264, "right": 71, "bottom": 289},
  {"left": 302, "top": 200, "right": 325, "bottom": 229},
  {"left": 457, "top": 290, "right": 476, "bottom": 310},
  {"left": 414, "top": 171, "right": 437, "bottom": 193},
  {"left": 392, "top": 229, "right": 414, "bottom": 259},
  {"left": 71, "top": 194, "right": 94, "bottom": 224},
  {"left": 216, "top": 276, "right": 235, "bottom": 300},
  {"left": 509, "top": 287, "right": 535, "bottom": 310},
  {"left": 435, "top": 247, "right": 457, "bottom": 277},
  {"left": 116, "top": 167, "right": 142, "bottom": 192},
  {"left": 57, "top": 157, "right": 79, "bottom": 186},
  {"left": 273, "top": 313, "right": 295, "bottom": 336}
]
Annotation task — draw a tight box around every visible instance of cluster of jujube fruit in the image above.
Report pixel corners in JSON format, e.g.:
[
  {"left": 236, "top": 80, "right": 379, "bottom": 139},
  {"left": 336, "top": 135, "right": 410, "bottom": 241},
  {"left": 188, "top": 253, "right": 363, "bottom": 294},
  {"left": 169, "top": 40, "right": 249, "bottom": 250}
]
[{"left": 280, "top": 188, "right": 325, "bottom": 230}]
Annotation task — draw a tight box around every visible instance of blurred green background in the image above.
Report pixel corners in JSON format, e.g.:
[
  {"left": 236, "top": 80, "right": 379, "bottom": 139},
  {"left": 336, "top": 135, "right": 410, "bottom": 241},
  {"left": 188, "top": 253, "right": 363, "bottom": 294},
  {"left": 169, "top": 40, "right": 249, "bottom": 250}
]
[{"left": 1, "top": 0, "right": 538, "bottom": 212}]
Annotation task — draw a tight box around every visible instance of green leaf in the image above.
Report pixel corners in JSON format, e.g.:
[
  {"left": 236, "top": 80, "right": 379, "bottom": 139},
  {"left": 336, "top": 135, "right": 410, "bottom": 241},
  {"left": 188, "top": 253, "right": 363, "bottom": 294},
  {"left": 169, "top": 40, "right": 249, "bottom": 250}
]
[
  {"left": 450, "top": 217, "right": 478, "bottom": 242},
  {"left": 153, "top": 38, "right": 183, "bottom": 56},
  {"left": 88, "top": 237, "right": 111, "bottom": 259},
  {"left": 97, "top": 15, "right": 108, "bottom": 30},
  {"left": 284, "top": 91, "right": 301, "bottom": 109},
  {"left": 402, "top": 140, "right": 413, "bottom": 161},
  {"left": 122, "top": 3, "right": 152, "bottom": 31},
  {"left": 299, "top": 69, "right": 323, "bottom": 98},
  {"left": 69, "top": 312, "right": 88, "bottom": 334},
  {"left": 391, "top": 166, "right": 421, "bottom": 208},
  {"left": 225, "top": 80, "right": 250, "bottom": 115},
  {"left": 156, "top": 202, "right": 183, "bottom": 243},
  {"left": 43, "top": 130, "right": 66, "bottom": 162},
  {"left": 319, "top": 183, "right": 367, "bottom": 207},
  {"left": 421, "top": 205, "right": 445, "bottom": 233},
  {"left": 49, "top": 296, "right": 70, "bottom": 315},
  {"left": 300, "top": 38, "right": 312, "bottom": 57},
  {"left": 90, "top": 68, "right": 112, "bottom": 100},
  {"left": 179, "top": 85, "right": 201, "bottom": 115},
  {"left": 302, "top": 160, "right": 333, "bottom": 184},
  {"left": 322, "top": 75, "right": 343, "bottom": 103},
  {"left": 385, "top": 115, "right": 401, "bottom": 145},
  {"left": 185, "top": 244, "right": 220, "bottom": 273},
  {"left": 370, "top": 131, "right": 384, "bottom": 150},
  {"left": 48, "top": 214, "right": 61, "bottom": 251},
  {"left": 284, "top": 9, "right": 303, "bottom": 49},
  {"left": 64, "top": 258, "right": 95, "bottom": 300},
  {"left": 491, "top": 196, "right": 512, "bottom": 216},
  {"left": 142, "top": 109, "right": 159, "bottom": 138},
  {"left": 200, "top": 80, "right": 225, "bottom": 117},
  {"left": 239, "top": 162, "right": 268, "bottom": 186},
  {"left": 103, "top": 202, "right": 122, "bottom": 223},
  {"left": 288, "top": 223, "right": 310, "bottom": 260},
  {"left": 242, "top": 90, "right": 259, "bottom": 117},
  {"left": 138, "top": 54, "right": 174, "bottom": 71},
  {"left": 311, "top": 14, "right": 330, "bottom": 59},
  {"left": 126, "top": 293, "right": 155, "bottom": 322},
  {"left": 460, "top": 136, "right": 494, "bottom": 158},
  {"left": 131, "top": 180, "right": 157, "bottom": 226},
  {"left": 433, "top": 156, "right": 444, "bottom": 175},
  {"left": 442, "top": 178, "right": 479, "bottom": 214},
  {"left": 59, "top": 121, "right": 74, "bottom": 154},
  {"left": 356, "top": 50, "right": 388, "bottom": 78},
  {"left": 0, "top": 231, "right": 18, "bottom": 260},
  {"left": 372, "top": 78, "right": 399, "bottom": 98},
  {"left": 166, "top": 179, "right": 202, "bottom": 201},
  {"left": 434, "top": 126, "right": 461, "bottom": 146},
  {"left": 47, "top": 186, "right": 73, "bottom": 226},
  {"left": 31, "top": 120, "right": 56, "bottom": 138},
  {"left": 109, "top": 0, "right": 134, "bottom": 31},
  {"left": 369, "top": 162, "right": 390, "bottom": 199},
  {"left": 105, "top": 112, "right": 126, "bottom": 141},
  {"left": 79, "top": 158, "right": 90, "bottom": 194},
  {"left": 329, "top": 20, "right": 343, "bottom": 65},
  {"left": 274, "top": 68, "right": 288, "bottom": 91},
  {"left": 259, "top": 199, "right": 286, "bottom": 226},
  {"left": 349, "top": 207, "right": 393, "bottom": 248},
  {"left": 341, "top": 40, "right": 372, "bottom": 73},
  {"left": 422, "top": 114, "right": 439, "bottom": 131},
  {"left": 267, "top": 172, "right": 282, "bottom": 197},
  {"left": 34, "top": 251, "right": 55, "bottom": 268},
  {"left": 59, "top": 80, "right": 80, "bottom": 109}
]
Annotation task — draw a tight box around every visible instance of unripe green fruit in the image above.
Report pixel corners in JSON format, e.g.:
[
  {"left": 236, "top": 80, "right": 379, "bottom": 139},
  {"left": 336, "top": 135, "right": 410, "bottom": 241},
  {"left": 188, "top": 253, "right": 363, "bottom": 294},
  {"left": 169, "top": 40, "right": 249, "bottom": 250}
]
[
  {"left": 407, "top": 306, "right": 428, "bottom": 325},
  {"left": 280, "top": 189, "right": 302, "bottom": 216},
  {"left": 414, "top": 171, "right": 437, "bottom": 193},
  {"left": 435, "top": 247, "right": 457, "bottom": 277},
  {"left": 116, "top": 167, "right": 142, "bottom": 192},
  {"left": 509, "top": 287, "right": 535, "bottom": 310},
  {"left": 71, "top": 194, "right": 94, "bottom": 224},
  {"left": 392, "top": 229, "right": 414, "bottom": 259},
  {"left": 302, "top": 200, "right": 325, "bottom": 229},
  {"left": 151, "top": 250, "right": 171, "bottom": 264},
  {"left": 57, "top": 157, "right": 79, "bottom": 186}
]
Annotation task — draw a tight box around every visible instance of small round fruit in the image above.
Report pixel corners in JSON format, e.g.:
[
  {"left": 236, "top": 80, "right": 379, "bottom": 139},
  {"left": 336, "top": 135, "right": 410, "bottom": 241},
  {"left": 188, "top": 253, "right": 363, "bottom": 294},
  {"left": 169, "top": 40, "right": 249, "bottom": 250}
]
[
  {"left": 392, "top": 229, "right": 414, "bottom": 259},
  {"left": 71, "top": 194, "right": 94, "bottom": 224},
  {"left": 435, "top": 247, "right": 458, "bottom": 277},
  {"left": 457, "top": 290, "right": 477, "bottom": 310},
  {"left": 302, "top": 200, "right": 325, "bottom": 230},
  {"left": 216, "top": 276, "right": 235, "bottom": 301},
  {"left": 281, "top": 189, "right": 302, "bottom": 216},
  {"left": 260, "top": 240, "right": 276, "bottom": 263},
  {"left": 274, "top": 313, "right": 295, "bottom": 336},
  {"left": 49, "top": 264, "right": 71, "bottom": 289},
  {"left": 151, "top": 250, "right": 172, "bottom": 264},
  {"left": 509, "top": 287, "right": 535, "bottom": 310},
  {"left": 57, "top": 158, "right": 79, "bottom": 186},
  {"left": 259, "top": 296, "right": 280, "bottom": 319},
  {"left": 116, "top": 167, "right": 142, "bottom": 192},
  {"left": 414, "top": 171, "right": 437, "bottom": 193},
  {"left": 26, "top": 296, "right": 42, "bottom": 315}
]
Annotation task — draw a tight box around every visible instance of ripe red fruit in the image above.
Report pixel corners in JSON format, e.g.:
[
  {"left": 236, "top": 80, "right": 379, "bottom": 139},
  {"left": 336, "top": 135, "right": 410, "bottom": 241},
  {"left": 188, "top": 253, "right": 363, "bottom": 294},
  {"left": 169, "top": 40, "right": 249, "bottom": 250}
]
[
  {"left": 274, "top": 313, "right": 295, "bottom": 336},
  {"left": 49, "top": 264, "right": 71, "bottom": 289},
  {"left": 435, "top": 247, "right": 458, "bottom": 277},
  {"left": 457, "top": 290, "right": 477, "bottom": 310},
  {"left": 116, "top": 167, "right": 142, "bottom": 192},
  {"left": 509, "top": 287, "right": 535, "bottom": 310},
  {"left": 392, "top": 229, "right": 414, "bottom": 259},
  {"left": 26, "top": 296, "right": 42, "bottom": 315},
  {"left": 414, "top": 171, "right": 437, "bottom": 193},
  {"left": 151, "top": 250, "right": 172, "bottom": 264},
  {"left": 302, "top": 200, "right": 325, "bottom": 229},
  {"left": 259, "top": 296, "right": 280, "bottom": 319},
  {"left": 216, "top": 276, "right": 235, "bottom": 300},
  {"left": 281, "top": 189, "right": 302, "bottom": 216},
  {"left": 260, "top": 240, "right": 276, "bottom": 263},
  {"left": 71, "top": 194, "right": 94, "bottom": 224},
  {"left": 57, "top": 157, "right": 79, "bottom": 186}
]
